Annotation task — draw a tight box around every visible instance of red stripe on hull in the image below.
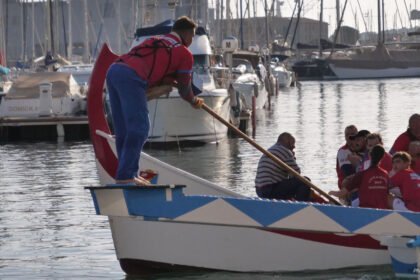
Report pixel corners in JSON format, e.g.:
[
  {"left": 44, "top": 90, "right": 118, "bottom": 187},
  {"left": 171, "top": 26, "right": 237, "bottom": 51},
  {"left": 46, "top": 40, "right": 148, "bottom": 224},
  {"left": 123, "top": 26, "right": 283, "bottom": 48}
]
[{"left": 265, "top": 229, "right": 386, "bottom": 250}]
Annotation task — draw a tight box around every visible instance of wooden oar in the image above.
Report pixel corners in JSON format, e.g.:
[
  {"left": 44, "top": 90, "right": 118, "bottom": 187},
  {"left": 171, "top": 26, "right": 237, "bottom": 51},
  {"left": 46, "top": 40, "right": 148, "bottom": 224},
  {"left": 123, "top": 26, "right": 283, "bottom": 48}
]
[{"left": 201, "top": 103, "right": 343, "bottom": 206}]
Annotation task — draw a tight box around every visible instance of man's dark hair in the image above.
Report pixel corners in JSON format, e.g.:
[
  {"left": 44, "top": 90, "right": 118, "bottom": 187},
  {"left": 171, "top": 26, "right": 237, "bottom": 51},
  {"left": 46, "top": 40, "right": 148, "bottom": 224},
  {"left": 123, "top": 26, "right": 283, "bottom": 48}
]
[
  {"left": 172, "top": 16, "right": 197, "bottom": 31},
  {"left": 370, "top": 145, "right": 385, "bottom": 167},
  {"left": 277, "top": 132, "right": 293, "bottom": 144}
]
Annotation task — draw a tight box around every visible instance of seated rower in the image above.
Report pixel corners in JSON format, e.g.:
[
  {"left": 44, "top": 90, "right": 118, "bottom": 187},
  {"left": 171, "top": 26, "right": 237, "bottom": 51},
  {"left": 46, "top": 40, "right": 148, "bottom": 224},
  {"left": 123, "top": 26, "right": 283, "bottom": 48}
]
[
  {"left": 329, "top": 145, "right": 390, "bottom": 210},
  {"left": 388, "top": 152, "right": 420, "bottom": 212},
  {"left": 360, "top": 133, "right": 392, "bottom": 172},
  {"left": 255, "top": 132, "right": 311, "bottom": 202},
  {"left": 336, "top": 125, "right": 358, "bottom": 190}
]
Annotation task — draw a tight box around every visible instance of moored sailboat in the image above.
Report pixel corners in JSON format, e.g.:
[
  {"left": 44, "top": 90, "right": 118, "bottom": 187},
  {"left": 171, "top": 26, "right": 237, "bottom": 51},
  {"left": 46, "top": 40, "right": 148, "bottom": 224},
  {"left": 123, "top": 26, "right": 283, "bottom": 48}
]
[{"left": 327, "top": 0, "right": 420, "bottom": 80}]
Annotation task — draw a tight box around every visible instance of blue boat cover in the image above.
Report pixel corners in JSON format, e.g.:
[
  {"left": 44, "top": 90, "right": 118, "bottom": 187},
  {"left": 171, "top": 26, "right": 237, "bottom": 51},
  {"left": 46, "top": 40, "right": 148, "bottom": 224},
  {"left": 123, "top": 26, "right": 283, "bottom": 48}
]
[{"left": 135, "top": 20, "right": 174, "bottom": 38}]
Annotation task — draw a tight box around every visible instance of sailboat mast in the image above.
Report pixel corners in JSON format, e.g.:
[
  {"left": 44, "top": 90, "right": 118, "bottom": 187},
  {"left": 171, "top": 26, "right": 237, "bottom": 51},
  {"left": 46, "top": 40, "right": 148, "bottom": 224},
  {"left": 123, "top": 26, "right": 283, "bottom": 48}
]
[
  {"left": 0, "top": 0, "right": 6, "bottom": 66},
  {"left": 377, "top": 0, "right": 381, "bottom": 44},
  {"left": 48, "top": 0, "right": 55, "bottom": 54},
  {"left": 403, "top": 0, "right": 413, "bottom": 29},
  {"left": 31, "top": 0, "right": 35, "bottom": 60},
  {"left": 226, "top": 0, "right": 231, "bottom": 37},
  {"left": 68, "top": 0, "right": 72, "bottom": 60},
  {"left": 319, "top": 0, "right": 323, "bottom": 57},
  {"left": 382, "top": 0, "right": 385, "bottom": 43},
  {"left": 83, "top": 0, "right": 89, "bottom": 62},
  {"left": 60, "top": 0, "right": 68, "bottom": 58},
  {"left": 336, "top": 0, "right": 340, "bottom": 34},
  {"left": 240, "top": 0, "right": 244, "bottom": 49},
  {"left": 21, "top": 1, "right": 26, "bottom": 61},
  {"left": 264, "top": 0, "right": 270, "bottom": 50}
]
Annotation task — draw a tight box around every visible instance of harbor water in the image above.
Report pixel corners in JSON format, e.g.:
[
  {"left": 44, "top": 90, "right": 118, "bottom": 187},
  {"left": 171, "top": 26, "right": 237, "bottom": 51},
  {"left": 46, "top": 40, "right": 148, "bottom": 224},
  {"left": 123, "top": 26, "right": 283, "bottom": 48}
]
[{"left": 1, "top": 78, "right": 419, "bottom": 279}]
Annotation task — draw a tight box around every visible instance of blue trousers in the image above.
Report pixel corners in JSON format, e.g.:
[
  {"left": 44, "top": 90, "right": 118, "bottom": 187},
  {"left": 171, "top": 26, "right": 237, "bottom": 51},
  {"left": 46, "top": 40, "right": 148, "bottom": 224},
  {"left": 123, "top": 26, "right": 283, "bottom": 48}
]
[
  {"left": 106, "top": 63, "right": 149, "bottom": 180},
  {"left": 256, "top": 177, "right": 311, "bottom": 201}
]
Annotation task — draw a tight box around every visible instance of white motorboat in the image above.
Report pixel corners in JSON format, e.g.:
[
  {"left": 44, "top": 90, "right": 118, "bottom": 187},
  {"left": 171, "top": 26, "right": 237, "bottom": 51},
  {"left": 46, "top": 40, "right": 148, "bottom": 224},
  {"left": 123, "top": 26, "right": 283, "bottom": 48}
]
[
  {"left": 271, "top": 61, "right": 293, "bottom": 88},
  {"left": 231, "top": 56, "right": 268, "bottom": 111},
  {"left": 86, "top": 45, "right": 420, "bottom": 278},
  {"left": 0, "top": 72, "right": 88, "bottom": 140},
  {"left": 0, "top": 71, "right": 85, "bottom": 118}
]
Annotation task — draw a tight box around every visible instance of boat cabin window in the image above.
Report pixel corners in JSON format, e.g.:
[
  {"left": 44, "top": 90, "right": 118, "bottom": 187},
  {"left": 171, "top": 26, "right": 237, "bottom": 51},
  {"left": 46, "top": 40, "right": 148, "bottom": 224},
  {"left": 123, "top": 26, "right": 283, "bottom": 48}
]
[{"left": 193, "top": 55, "right": 210, "bottom": 75}]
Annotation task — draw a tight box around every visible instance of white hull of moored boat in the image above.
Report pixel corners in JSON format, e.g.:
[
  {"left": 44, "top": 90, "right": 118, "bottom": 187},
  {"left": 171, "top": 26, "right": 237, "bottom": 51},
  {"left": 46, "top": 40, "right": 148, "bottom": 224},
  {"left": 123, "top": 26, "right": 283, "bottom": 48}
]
[
  {"left": 232, "top": 74, "right": 268, "bottom": 110},
  {"left": 272, "top": 66, "right": 293, "bottom": 87},
  {"left": 148, "top": 92, "right": 230, "bottom": 143},
  {"left": 328, "top": 64, "right": 420, "bottom": 79},
  {"left": 0, "top": 72, "right": 85, "bottom": 118},
  {"left": 0, "top": 97, "right": 83, "bottom": 117}
]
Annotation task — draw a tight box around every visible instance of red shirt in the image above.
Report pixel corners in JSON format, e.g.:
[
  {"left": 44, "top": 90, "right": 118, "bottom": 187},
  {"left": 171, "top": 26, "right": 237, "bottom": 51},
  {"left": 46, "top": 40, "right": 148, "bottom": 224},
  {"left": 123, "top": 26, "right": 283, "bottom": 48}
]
[
  {"left": 390, "top": 130, "right": 418, "bottom": 154},
  {"left": 380, "top": 152, "right": 393, "bottom": 172},
  {"left": 361, "top": 152, "right": 393, "bottom": 172},
  {"left": 118, "top": 33, "right": 195, "bottom": 101},
  {"left": 346, "top": 166, "right": 389, "bottom": 209},
  {"left": 412, "top": 161, "right": 420, "bottom": 174},
  {"left": 389, "top": 169, "right": 420, "bottom": 212}
]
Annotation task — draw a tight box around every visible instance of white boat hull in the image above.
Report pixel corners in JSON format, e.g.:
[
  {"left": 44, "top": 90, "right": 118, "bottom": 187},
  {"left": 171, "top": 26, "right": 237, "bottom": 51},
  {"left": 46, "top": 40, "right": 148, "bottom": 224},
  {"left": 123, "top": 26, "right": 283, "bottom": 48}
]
[
  {"left": 147, "top": 91, "right": 230, "bottom": 143},
  {"left": 0, "top": 97, "right": 83, "bottom": 117},
  {"left": 272, "top": 67, "right": 293, "bottom": 87},
  {"left": 232, "top": 74, "right": 267, "bottom": 110},
  {"left": 110, "top": 216, "right": 390, "bottom": 273},
  {"left": 329, "top": 64, "right": 420, "bottom": 79}
]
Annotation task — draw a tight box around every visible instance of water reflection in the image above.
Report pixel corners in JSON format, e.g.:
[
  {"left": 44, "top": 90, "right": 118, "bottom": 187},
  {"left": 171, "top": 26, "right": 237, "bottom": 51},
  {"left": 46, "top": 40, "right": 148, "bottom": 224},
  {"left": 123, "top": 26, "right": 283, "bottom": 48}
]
[{"left": 377, "top": 82, "right": 388, "bottom": 132}]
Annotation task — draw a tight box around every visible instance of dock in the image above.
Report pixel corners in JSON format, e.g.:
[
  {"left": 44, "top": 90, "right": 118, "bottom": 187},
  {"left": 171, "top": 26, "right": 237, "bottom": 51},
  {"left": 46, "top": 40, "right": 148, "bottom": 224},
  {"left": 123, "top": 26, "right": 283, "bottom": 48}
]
[{"left": 0, "top": 116, "right": 89, "bottom": 141}]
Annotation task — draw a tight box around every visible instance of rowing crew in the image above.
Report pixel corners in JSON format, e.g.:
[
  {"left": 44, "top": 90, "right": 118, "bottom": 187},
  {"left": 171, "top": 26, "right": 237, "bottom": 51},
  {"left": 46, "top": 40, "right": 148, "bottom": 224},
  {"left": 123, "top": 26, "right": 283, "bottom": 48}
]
[{"left": 332, "top": 113, "right": 420, "bottom": 211}]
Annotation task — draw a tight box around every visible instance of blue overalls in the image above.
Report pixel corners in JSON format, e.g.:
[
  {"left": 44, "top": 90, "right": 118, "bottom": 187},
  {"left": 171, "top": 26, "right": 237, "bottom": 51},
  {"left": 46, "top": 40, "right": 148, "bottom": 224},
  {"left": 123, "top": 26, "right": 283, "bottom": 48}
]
[{"left": 106, "top": 63, "right": 149, "bottom": 180}]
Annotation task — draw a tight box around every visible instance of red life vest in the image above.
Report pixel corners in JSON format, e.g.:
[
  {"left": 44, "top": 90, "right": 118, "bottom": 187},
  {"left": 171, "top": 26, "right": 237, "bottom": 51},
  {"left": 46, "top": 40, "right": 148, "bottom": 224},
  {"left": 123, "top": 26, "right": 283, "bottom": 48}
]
[{"left": 118, "top": 34, "right": 183, "bottom": 85}]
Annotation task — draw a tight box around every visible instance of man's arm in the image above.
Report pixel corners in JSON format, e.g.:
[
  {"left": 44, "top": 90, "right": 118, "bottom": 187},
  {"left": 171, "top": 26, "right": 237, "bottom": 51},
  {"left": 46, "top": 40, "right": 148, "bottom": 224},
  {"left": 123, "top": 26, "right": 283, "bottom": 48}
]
[
  {"left": 175, "top": 48, "right": 203, "bottom": 108},
  {"left": 177, "top": 80, "right": 203, "bottom": 108}
]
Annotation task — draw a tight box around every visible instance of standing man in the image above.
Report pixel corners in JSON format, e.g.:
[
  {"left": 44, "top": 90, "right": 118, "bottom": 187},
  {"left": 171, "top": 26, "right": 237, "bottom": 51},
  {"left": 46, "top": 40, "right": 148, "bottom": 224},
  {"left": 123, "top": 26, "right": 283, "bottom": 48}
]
[
  {"left": 255, "top": 132, "right": 311, "bottom": 201},
  {"left": 106, "top": 16, "right": 204, "bottom": 185}
]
